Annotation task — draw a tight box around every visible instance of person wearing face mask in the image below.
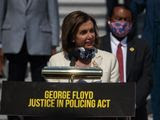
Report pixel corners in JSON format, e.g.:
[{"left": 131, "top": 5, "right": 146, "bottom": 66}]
[
  {"left": 47, "top": 11, "right": 119, "bottom": 84},
  {"left": 100, "top": 4, "right": 153, "bottom": 120}
]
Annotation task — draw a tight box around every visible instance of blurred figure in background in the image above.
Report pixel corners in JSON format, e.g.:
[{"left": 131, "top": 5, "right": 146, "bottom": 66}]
[
  {"left": 130, "top": 0, "right": 160, "bottom": 120},
  {"left": 0, "top": 47, "right": 5, "bottom": 78},
  {"left": 0, "top": 0, "right": 59, "bottom": 120},
  {"left": 106, "top": 0, "right": 118, "bottom": 17}
]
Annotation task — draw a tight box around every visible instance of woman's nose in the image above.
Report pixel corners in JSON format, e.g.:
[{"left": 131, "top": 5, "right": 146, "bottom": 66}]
[{"left": 87, "top": 32, "right": 94, "bottom": 39}]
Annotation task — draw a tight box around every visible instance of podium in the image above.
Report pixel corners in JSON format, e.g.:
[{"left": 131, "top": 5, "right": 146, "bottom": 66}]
[
  {"left": 0, "top": 67, "right": 136, "bottom": 118},
  {"left": 41, "top": 66, "right": 103, "bottom": 83}
]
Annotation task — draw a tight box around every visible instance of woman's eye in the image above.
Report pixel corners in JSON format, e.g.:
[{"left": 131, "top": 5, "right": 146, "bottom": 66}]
[
  {"left": 90, "top": 29, "right": 95, "bottom": 33},
  {"left": 80, "top": 30, "right": 87, "bottom": 35}
]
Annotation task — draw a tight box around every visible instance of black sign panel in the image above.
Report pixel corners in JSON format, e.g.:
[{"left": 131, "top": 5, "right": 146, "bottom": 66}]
[{"left": 0, "top": 81, "right": 135, "bottom": 117}]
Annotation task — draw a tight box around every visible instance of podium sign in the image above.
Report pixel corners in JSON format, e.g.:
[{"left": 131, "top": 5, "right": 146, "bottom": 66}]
[{"left": 0, "top": 81, "right": 135, "bottom": 117}]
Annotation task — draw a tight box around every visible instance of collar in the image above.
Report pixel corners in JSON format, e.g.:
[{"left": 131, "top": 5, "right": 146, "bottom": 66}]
[{"left": 110, "top": 33, "right": 127, "bottom": 47}]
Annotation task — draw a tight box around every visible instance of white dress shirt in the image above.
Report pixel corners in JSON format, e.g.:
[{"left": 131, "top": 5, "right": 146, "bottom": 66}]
[{"left": 110, "top": 33, "right": 127, "bottom": 83}]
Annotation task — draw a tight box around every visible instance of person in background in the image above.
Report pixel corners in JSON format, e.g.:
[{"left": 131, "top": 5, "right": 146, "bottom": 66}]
[
  {"left": 100, "top": 4, "right": 153, "bottom": 120},
  {"left": 47, "top": 10, "right": 119, "bottom": 83},
  {"left": 130, "top": 0, "right": 160, "bottom": 119},
  {"left": 106, "top": 0, "right": 118, "bottom": 17},
  {"left": 0, "top": 47, "right": 5, "bottom": 78},
  {"left": 0, "top": 0, "right": 59, "bottom": 120}
]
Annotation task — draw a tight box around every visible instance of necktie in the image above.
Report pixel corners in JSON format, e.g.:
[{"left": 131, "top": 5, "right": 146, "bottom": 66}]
[{"left": 116, "top": 43, "right": 124, "bottom": 83}]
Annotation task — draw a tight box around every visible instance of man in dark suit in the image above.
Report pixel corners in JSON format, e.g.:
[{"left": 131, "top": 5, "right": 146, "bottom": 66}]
[{"left": 100, "top": 4, "right": 152, "bottom": 120}]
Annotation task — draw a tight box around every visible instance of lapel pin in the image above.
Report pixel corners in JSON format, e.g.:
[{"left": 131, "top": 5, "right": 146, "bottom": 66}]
[{"left": 129, "top": 47, "right": 135, "bottom": 52}]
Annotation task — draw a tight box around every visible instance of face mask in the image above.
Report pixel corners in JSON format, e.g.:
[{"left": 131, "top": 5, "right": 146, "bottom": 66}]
[
  {"left": 77, "top": 47, "right": 96, "bottom": 60},
  {"left": 68, "top": 47, "right": 96, "bottom": 66},
  {"left": 108, "top": 21, "right": 132, "bottom": 38}
]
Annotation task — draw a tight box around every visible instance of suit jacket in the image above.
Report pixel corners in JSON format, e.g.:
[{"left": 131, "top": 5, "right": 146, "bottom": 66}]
[
  {"left": 100, "top": 35, "right": 153, "bottom": 109},
  {"left": 130, "top": 0, "right": 160, "bottom": 62},
  {"left": 47, "top": 49, "right": 119, "bottom": 83},
  {"left": 0, "top": 0, "right": 59, "bottom": 55}
]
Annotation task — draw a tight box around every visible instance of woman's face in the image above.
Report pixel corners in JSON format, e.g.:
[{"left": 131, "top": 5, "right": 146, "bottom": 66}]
[{"left": 74, "top": 20, "right": 96, "bottom": 49}]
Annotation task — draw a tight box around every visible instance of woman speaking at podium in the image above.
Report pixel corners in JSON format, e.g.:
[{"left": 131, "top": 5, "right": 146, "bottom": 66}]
[{"left": 47, "top": 11, "right": 119, "bottom": 83}]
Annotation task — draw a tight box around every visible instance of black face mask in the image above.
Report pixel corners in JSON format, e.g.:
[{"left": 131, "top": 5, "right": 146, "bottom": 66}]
[{"left": 68, "top": 47, "right": 96, "bottom": 66}]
